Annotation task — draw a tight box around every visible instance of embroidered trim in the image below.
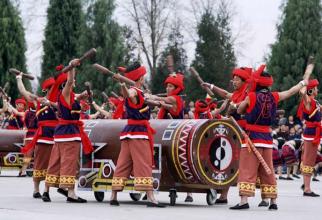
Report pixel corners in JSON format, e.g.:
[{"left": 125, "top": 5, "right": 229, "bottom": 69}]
[
  {"left": 33, "top": 169, "right": 47, "bottom": 178},
  {"left": 238, "top": 182, "right": 256, "bottom": 193},
  {"left": 301, "top": 164, "right": 314, "bottom": 174},
  {"left": 45, "top": 174, "right": 60, "bottom": 184}
]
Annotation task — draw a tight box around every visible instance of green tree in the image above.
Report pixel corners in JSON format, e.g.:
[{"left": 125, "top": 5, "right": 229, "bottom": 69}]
[
  {"left": 187, "top": 6, "right": 236, "bottom": 101},
  {"left": 0, "top": 0, "right": 29, "bottom": 101},
  {"left": 41, "top": 0, "right": 84, "bottom": 81},
  {"left": 151, "top": 21, "right": 188, "bottom": 94},
  {"left": 77, "top": 0, "right": 129, "bottom": 103},
  {"left": 267, "top": 0, "right": 322, "bottom": 114}
]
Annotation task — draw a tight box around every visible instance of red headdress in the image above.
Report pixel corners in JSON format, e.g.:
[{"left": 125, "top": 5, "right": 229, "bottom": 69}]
[
  {"left": 307, "top": 79, "right": 319, "bottom": 90},
  {"left": 80, "top": 100, "right": 90, "bottom": 111},
  {"left": 194, "top": 100, "right": 212, "bottom": 119},
  {"left": 164, "top": 73, "right": 184, "bottom": 96},
  {"left": 252, "top": 64, "right": 273, "bottom": 87},
  {"left": 48, "top": 65, "right": 68, "bottom": 102},
  {"left": 41, "top": 77, "right": 55, "bottom": 92},
  {"left": 15, "top": 98, "right": 26, "bottom": 106},
  {"left": 231, "top": 67, "right": 252, "bottom": 103},
  {"left": 124, "top": 66, "right": 146, "bottom": 81}
]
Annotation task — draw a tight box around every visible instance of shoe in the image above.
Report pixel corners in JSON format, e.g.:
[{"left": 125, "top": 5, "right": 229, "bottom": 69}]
[
  {"left": 268, "top": 204, "right": 278, "bottom": 210},
  {"left": 57, "top": 188, "right": 68, "bottom": 197},
  {"left": 142, "top": 194, "right": 147, "bottom": 201},
  {"left": 33, "top": 192, "right": 42, "bottom": 199},
  {"left": 278, "top": 176, "right": 286, "bottom": 180},
  {"left": 292, "top": 174, "right": 300, "bottom": 179},
  {"left": 146, "top": 202, "right": 166, "bottom": 208},
  {"left": 215, "top": 199, "right": 228, "bottom": 204},
  {"left": 312, "top": 177, "right": 319, "bottom": 182},
  {"left": 258, "top": 200, "right": 269, "bottom": 207},
  {"left": 18, "top": 171, "right": 26, "bottom": 177},
  {"left": 110, "top": 200, "right": 120, "bottom": 206},
  {"left": 285, "top": 177, "right": 294, "bottom": 180},
  {"left": 42, "top": 192, "right": 51, "bottom": 202},
  {"left": 67, "top": 197, "right": 87, "bottom": 203},
  {"left": 300, "top": 184, "right": 304, "bottom": 191},
  {"left": 229, "top": 203, "right": 249, "bottom": 210},
  {"left": 303, "top": 192, "right": 320, "bottom": 197},
  {"left": 184, "top": 195, "right": 193, "bottom": 202}
]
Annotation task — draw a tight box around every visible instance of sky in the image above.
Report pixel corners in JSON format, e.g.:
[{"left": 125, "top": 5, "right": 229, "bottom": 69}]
[{"left": 18, "top": 0, "right": 283, "bottom": 89}]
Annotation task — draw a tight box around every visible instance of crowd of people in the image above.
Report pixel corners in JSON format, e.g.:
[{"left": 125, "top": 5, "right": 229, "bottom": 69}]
[{"left": 0, "top": 56, "right": 321, "bottom": 211}]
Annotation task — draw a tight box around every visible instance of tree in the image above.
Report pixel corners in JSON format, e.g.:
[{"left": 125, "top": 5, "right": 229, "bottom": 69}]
[
  {"left": 41, "top": 0, "right": 84, "bottom": 82},
  {"left": 267, "top": 0, "right": 322, "bottom": 114},
  {"left": 77, "top": 0, "right": 129, "bottom": 102},
  {"left": 151, "top": 20, "right": 188, "bottom": 94},
  {"left": 187, "top": 3, "right": 236, "bottom": 101},
  {"left": 0, "top": 0, "right": 29, "bottom": 101},
  {"left": 124, "top": 0, "right": 176, "bottom": 76}
]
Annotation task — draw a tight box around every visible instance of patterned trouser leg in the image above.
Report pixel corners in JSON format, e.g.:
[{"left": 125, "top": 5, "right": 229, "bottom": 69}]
[
  {"left": 33, "top": 143, "right": 53, "bottom": 182},
  {"left": 301, "top": 141, "right": 319, "bottom": 176}
]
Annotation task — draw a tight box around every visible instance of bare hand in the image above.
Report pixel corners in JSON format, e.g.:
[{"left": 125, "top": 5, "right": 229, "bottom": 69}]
[
  {"left": 201, "top": 82, "right": 212, "bottom": 89},
  {"left": 70, "top": 58, "right": 81, "bottom": 67}
]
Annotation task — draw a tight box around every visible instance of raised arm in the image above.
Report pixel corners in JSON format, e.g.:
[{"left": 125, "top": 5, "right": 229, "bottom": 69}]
[
  {"left": 278, "top": 80, "right": 307, "bottom": 102},
  {"left": 202, "top": 82, "right": 232, "bottom": 99},
  {"left": 7, "top": 103, "right": 25, "bottom": 117},
  {"left": 62, "top": 59, "right": 80, "bottom": 105},
  {"left": 16, "top": 74, "right": 37, "bottom": 102},
  {"left": 92, "top": 102, "right": 111, "bottom": 118}
]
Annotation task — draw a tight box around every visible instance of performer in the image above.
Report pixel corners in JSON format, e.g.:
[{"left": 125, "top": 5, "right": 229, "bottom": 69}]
[
  {"left": 80, "top": 100, "right": 99, "bottom": 119},
  {"left": 19, "top": 101, "right": 38, "bottom": 177},
  {"left": 297, "top": 79, "right": 321, "bottom": 197},
  {"left": 6, "top": 98, "right": 26, "bottom": 130},
  {"left": 154, "top": 73, "right": 185, "bottom": 119},
  {"left": 16, "top": 72, "right": 58, "bottom": 198},
  {"left": 44, "top": 60, "right": 93, "bottom": 203},
  {"left": 110, "top": 62, "right": 165, "bottom": 207},
  {"left": 202, "top": 67, "right": 252, "bottom": 204},
  {"left": 230, "top": 64, "right": 309, "bottom": 210}
]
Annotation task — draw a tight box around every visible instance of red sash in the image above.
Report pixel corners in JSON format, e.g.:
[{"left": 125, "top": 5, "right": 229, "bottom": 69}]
[
  {"left": 57, "top": 119, "right": 94, "bottom": 155},
  {"left": 21, "top": 120, "right": 58, "bottom": 154}
]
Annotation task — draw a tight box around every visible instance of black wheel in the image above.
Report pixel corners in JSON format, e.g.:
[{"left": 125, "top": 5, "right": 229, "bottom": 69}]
[
  {"left": 206, "top": 189, "right": 217, "bottom": 206},
  {"left": 94, "top": 191, "right": 105, "bottom": 202},
  {"left": 169, "top": 190, "right": 177, "bottom": 206},
  {"left": 26, "top": 171, "right": 33, "bottom": 177},
  {"left": 129, "top": 193, "right": 142, "bottom": 201}
]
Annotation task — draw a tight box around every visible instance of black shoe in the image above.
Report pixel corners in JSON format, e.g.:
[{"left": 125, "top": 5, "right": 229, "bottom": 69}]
[
  {"left": 67, "top": 197, "right": 87, "bottom": 203},
  {"left": 312, "top": 177, "right": 320, "bottom": 182},
  {"left": 303, "top": 192, "right": 320, "bottom": 197},
  {"left": 33, "top": 192, "right": 42, "bottom": 199},
  {"left": 258, "top": 200, "right": 269, "bottom": 207},
  {"left": 18, "top": 171, "right": 27, "bottom": 177},
  {"left": 57, "top": 188, "right": 68, "bottom": 197},
  {"left": 278, "top": 176, "right": 286, "bottom": 180},
  {"left": 215, "top": 198, "right": 228, "bottom": 204},
  {"left": 146, "top": 202, "right": 166, "bottom": 208},
  {"left": 292, "top": 174, "right": 300, "bottom": 179},
  {"left": 42, "top": 192, "right": 51, "bottom": 202},
  {"left": 142, "top": 194, "right": 148, "bottom": 201},
  {"left": 110, "top": 200, "right": 120, "bottom": 206},
  {"left": 268, "top": 204, "right": 278, "bottom": 210},
  {"left": 300, "top": 184, "right": 304, "bottom": 191},
  {"left": 230, "top": 203, "right": 249, "bottom": 210},
  {"left": 285, "top": 177, "right": 294, "bottom": 180},
  {"left": 184, "top": 195, "right": 193, "bottom": 202}
]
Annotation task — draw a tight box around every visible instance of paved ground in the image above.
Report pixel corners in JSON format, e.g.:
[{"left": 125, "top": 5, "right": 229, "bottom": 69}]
[{"left": 0, "top": 170, "right": 321, "bottom": 220}]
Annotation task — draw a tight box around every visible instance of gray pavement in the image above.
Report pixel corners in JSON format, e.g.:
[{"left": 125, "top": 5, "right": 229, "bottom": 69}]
[{"left": 0, "top": 170, "right": 321, "bottom": 220}]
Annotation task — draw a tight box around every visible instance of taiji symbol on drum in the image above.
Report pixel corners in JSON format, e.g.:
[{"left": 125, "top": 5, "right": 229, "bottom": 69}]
[{"left": 209, "top": 137, "right": 233, "bottom": 171}]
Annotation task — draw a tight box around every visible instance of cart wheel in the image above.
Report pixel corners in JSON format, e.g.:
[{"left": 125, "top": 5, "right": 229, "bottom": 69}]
[
  {"left": 206, "top": 189, "right": 217, "bottom": 206},
  {"left": 94, "top": 191, "right": 105, "bottom": 202},
  {"left": 129, "top": 193, "right": 142, "bottom": 201},
  {"left": 169, "top": 190, "right": 177, "bottom": 206},
  {"left": 26, "top": 171, "right": 33, "bottom": 177}
]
